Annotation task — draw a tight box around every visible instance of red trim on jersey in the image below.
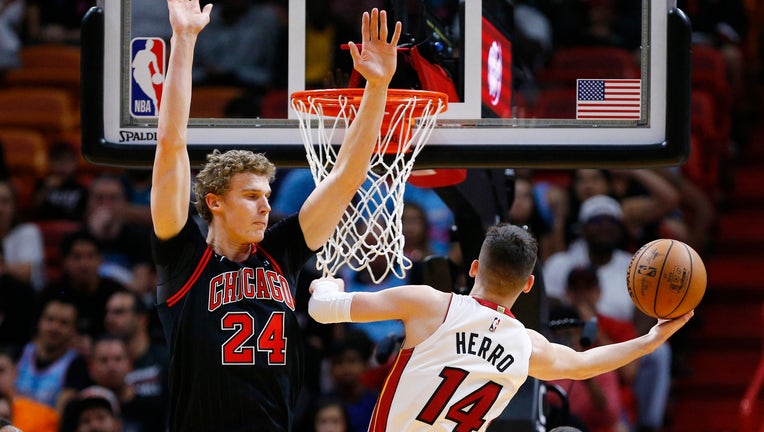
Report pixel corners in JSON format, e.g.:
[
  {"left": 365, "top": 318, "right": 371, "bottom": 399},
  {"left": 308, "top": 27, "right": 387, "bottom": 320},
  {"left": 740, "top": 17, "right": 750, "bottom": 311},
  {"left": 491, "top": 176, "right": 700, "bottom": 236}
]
[
  {"left": 369, "top": 348, "right": 414, "bottom": 432},
  {"left": 473, "top": 296, "right": 516, "bottom": 318},
  {"left": 443, "top": 294, "right": 454, "bottom": 323},
  {"left": 167, "top": 246, "right": 213, "bottom": 307},
  {"left": 257, "top": 246, "right": 283, "bottom": 274}
]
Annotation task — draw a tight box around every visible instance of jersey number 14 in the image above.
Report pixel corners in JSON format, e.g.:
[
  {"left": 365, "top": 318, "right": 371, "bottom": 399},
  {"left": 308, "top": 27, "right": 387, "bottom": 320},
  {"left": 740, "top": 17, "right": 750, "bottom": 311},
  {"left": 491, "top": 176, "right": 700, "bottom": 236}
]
[{"left": 417, "top": 367, "right": 503, "bottom": 432}]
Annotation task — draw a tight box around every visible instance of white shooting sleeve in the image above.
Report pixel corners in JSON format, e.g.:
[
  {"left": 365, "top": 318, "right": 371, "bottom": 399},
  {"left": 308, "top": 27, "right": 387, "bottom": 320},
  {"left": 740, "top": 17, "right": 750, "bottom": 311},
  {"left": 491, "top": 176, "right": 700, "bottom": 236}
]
[{"left": 308, "top": 280, "right": 356, "bottom": 323}]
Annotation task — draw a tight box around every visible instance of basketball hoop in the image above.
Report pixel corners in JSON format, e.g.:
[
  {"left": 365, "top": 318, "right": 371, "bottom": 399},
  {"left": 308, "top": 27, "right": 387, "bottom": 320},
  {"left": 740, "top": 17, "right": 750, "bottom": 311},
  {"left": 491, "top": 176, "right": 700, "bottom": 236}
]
[{"left": 291, "top": 88, "right": 448, "bottom": 284}]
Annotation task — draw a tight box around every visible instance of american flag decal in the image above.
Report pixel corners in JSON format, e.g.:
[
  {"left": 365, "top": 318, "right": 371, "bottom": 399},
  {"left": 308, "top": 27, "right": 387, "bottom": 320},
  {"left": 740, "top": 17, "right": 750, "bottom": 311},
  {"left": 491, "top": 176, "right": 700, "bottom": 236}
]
[{"left": 576, "top": 79, "right": 641, "bottom": 120}]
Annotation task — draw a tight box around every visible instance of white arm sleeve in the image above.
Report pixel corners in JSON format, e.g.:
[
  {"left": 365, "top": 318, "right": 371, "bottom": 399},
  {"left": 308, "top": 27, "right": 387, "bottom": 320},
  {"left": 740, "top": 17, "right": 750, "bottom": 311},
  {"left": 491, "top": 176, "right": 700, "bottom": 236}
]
[{"left": 308, "top": 280, "right": 356, "bottom": 324}]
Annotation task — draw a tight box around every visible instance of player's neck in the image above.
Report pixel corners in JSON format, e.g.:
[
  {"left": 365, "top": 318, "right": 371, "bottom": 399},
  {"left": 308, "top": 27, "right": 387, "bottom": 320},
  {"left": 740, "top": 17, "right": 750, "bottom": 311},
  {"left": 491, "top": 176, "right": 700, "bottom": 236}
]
[
  {"left": 206, "top": 231, "right": 254, "bottom": 262},
  {"left": 469, "top": 286, "right": 512, "bottom": 310}
]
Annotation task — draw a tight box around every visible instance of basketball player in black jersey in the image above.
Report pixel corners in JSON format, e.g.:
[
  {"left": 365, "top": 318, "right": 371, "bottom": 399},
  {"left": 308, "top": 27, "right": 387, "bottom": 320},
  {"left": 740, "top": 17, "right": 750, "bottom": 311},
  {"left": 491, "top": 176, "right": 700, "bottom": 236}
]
[{"left": 150, "top": 1, "right": 402, "bottom": 430}]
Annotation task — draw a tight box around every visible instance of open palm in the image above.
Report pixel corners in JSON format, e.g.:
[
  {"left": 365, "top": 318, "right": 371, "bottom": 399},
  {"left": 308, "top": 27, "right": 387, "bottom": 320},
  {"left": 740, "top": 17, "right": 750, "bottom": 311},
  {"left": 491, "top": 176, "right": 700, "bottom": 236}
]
[
  {"left": 168, "top": 0, "right": 213, "bottom": 35},
  {"left": 348, "top": 9, "right": 402, "bottom": 87}
]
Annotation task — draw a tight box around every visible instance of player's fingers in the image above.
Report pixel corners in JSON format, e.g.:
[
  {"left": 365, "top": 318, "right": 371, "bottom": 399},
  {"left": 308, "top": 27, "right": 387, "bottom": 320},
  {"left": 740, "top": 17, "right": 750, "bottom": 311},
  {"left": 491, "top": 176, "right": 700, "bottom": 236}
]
[
  {"left": 390, "top": 21, "right": 402, "bottom": 47},
  {"left": 379, "top": 10, "right": 388, "bottom": 42},
  {"left": 370, "top": 8, "right": 379, "bottom": 40},
  {"left": 361, "top": 11, "right": 370, "bottom": 42},
  {"left": 347, "top": 41, "right": 361, "bottom": 64},
  {"left": 202, "top": 3, "right": 213, "bottom": 16}
]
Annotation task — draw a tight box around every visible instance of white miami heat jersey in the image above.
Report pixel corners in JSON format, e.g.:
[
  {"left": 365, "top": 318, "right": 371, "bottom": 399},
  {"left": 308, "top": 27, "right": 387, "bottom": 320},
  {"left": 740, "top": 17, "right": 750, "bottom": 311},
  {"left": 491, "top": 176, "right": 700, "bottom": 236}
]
[{"left": 368, "top": 294, "right": 532, "bottom": 432}]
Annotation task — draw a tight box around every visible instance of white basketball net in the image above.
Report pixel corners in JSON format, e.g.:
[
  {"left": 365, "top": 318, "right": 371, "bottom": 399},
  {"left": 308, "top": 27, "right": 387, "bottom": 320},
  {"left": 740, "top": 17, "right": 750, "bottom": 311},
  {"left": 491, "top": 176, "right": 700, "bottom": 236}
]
[{"left": 291, "top": 90, "right": 446, "bottom": 284}]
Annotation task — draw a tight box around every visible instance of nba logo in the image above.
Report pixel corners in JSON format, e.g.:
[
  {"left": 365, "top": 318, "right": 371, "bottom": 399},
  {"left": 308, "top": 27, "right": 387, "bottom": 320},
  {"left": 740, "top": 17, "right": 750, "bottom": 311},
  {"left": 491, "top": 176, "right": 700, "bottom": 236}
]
[{"left": 130, "top": 37, "right": 166, "bottom": 118}]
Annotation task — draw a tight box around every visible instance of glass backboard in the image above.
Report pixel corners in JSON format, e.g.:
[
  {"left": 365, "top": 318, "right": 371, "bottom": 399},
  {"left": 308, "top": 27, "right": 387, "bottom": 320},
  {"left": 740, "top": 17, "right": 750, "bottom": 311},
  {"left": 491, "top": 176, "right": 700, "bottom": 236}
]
[{"left": 81, "top": 0, "right": 691, "bottom": 168}]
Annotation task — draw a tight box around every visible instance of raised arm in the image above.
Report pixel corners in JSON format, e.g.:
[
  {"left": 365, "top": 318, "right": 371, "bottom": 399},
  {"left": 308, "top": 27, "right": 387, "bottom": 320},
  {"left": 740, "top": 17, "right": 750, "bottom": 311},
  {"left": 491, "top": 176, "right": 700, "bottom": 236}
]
[
  {"left": 527, "top": 311, "right": 693, "bottom": 381},
  {"left": 298, "top": 9, "right": 402, "bottom": 250},
  {"left": 308, "top": 278, "right": 450, "bottom": 347},
  {"left": 151, "top": 0, "right": 212, "bottom": 239}
]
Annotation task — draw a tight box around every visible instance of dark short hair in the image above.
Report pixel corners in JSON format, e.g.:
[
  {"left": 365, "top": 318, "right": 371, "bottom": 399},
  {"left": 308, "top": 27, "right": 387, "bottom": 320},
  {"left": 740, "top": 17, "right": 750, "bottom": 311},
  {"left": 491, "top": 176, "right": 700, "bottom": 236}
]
[
  {"left": 566, "top": 266, "right": 599, "bottom": 290},
  {"left": 109, "top": 289, "right": 148, "bottom": 316},
  {"left": 60, "top": 230, "right": 101, "bottom": 258},
  {"left": 478, "top": 223, "right": 538, "bottom": 293}
]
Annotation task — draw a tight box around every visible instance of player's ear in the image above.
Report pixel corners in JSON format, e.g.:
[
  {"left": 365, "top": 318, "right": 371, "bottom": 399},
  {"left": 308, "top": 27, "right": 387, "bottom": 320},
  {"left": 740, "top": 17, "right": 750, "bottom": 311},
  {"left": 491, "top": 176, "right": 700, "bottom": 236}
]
[
  {"left": 205, "top": 193, "right": 220, "bottom": 212},
  {"left": 522, "top": 275, "right": 535, "bottom": 293},
  {"left": 468, "top": 260, "right": 479, "bottom": 277}
]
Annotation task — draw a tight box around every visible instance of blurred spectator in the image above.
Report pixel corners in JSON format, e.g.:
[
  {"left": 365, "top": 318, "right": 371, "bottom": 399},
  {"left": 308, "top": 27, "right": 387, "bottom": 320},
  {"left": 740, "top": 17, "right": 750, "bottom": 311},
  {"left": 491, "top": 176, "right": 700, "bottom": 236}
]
[
  {"left": 544, "top": 169, "right": 682, "bottom": 252},
  {"left": 0, "top": 179, "right": 46, "bottom": 291},
  {"left": 403, "top": 185, "right": 454, "bottom": 258},
  {"left": 0, "top": 347, "right": 59, "bottom": 432},
  {"left": 508, "top": 174, "right": 564, "bottom": 261},
  {"left": 401, "top": 202, "right": 433, "bottom": 283},
  {"left": 564, "top": 266, "right": 640, "bottom": 429},
  {"left": 191, "top": 0, "right": 282, "bottom": 89},
  {"left": 0, "top": 0, "right": 24, "bottom": 74},
  {"left": 608, "top": 169, "right": 681, "bottom": 250},
  {"left": 543, "top": 196, "right": 672, "bottom": 432},
  {"left": 653, "top": 168, "right": 716, "bottom": 254},
  {"left": 60, "top": 336, "right": 164, "bottom": 432},
  {"left": 23, "top": 0, "right": 93, "bottom": 44},
  {"left": 32, "top": 142, "right": 88, "bottom": 222},
  {"left": 543, "top": 195, "right": 635, "bottom": 320},
  {"left": 121, "top": 170, "right": 152, "bottom": 228},
  {"left": 81, "top": 174, "right": 153, "bottom": 290},
  {"left": 103, "top": 290, "right": 168, "bottom": 421},
  {"left": 70, "top": 386, "right": 121, "bottom": 432},
  {"left": 309, "top": 396, "right": 350, "bottom": 432},
  {"left": 15, "top": 297, "right": 89, "bottom": 410},
  {"left": 41, "top": 230, "right": 125, "bottom": 343},
  {"left": 546, "top": 305, "right": 627, "bottom": 432},
  {"left": 323, "top": 330, "right": 378, "bottom": 432},
  {"left": 0, "top": 248, "right": 36, "bottom": 352}
]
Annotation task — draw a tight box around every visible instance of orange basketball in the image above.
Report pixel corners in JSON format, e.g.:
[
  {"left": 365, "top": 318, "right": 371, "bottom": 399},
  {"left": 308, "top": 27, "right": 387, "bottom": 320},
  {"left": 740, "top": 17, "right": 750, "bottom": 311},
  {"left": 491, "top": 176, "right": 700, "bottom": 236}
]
[{"left": 626, "top": 239, "right": 707, "bottom": 319}]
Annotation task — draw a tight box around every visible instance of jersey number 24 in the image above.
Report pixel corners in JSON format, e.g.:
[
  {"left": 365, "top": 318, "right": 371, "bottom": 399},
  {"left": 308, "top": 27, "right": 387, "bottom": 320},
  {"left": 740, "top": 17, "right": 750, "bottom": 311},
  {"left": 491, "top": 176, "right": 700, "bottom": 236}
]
[{"left": 221, "top": 311, "right": 286, "bottom": 365}]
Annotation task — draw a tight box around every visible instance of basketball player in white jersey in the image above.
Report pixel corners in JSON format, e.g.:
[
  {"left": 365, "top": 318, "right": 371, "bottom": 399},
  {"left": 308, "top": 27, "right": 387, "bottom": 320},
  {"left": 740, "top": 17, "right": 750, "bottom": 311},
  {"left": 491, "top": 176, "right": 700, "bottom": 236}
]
[{"left": 308, "top": 223, "right": 693, "bottom": 432}]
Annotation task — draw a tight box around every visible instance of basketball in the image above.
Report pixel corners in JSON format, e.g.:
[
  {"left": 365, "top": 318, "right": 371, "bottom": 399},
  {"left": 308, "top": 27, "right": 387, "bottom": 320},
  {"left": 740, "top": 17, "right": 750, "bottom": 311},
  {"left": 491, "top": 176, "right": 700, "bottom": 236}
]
[
  {"left": 151, "top": 73, "right": 163, "bottom": 85},
  {"left": 626, "top": 239, "right": 706, "bottom": 319}
]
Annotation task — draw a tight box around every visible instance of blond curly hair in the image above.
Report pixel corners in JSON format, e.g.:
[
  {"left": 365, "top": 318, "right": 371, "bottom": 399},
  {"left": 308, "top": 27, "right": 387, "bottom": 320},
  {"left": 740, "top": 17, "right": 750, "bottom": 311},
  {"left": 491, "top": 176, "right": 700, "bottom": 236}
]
[{"left": 193, "top": 149, "right": 276, "bottom": 223}]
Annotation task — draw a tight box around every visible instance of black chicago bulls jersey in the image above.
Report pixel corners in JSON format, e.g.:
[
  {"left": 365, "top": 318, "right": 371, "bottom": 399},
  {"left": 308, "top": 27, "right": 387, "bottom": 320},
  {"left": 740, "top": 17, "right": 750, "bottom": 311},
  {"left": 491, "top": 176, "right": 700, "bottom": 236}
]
[{"left": 152, "top": 215, "right": 313, "bottom": 431}]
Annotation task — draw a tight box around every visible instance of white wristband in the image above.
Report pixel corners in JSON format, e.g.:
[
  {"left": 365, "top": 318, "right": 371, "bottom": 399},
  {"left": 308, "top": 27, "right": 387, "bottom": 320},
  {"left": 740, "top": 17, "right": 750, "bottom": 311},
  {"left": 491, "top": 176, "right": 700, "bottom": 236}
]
[{"left": 309, "top": 281, "right": 355, "bottom": 324}]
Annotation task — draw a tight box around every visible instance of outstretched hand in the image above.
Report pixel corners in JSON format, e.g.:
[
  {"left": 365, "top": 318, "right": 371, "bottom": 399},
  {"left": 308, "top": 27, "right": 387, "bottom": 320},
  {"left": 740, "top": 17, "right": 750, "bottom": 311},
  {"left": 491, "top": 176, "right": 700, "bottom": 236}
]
[
  {"left": 647, "top": 310, "right": 694, "bottom": 344},
  {"left": 347, "top": 8, "right": 402, "bottom": 87},
  {"left": 168, "top": 0, "right": 213, "bottom": 36}
]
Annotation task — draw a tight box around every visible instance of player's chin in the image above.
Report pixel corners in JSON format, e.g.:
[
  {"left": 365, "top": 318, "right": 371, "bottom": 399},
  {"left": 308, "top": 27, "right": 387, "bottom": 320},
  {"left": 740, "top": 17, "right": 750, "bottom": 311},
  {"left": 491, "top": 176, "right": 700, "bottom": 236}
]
[{"left": 250, "top": 229, "right": 266, "bottom": 243}]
